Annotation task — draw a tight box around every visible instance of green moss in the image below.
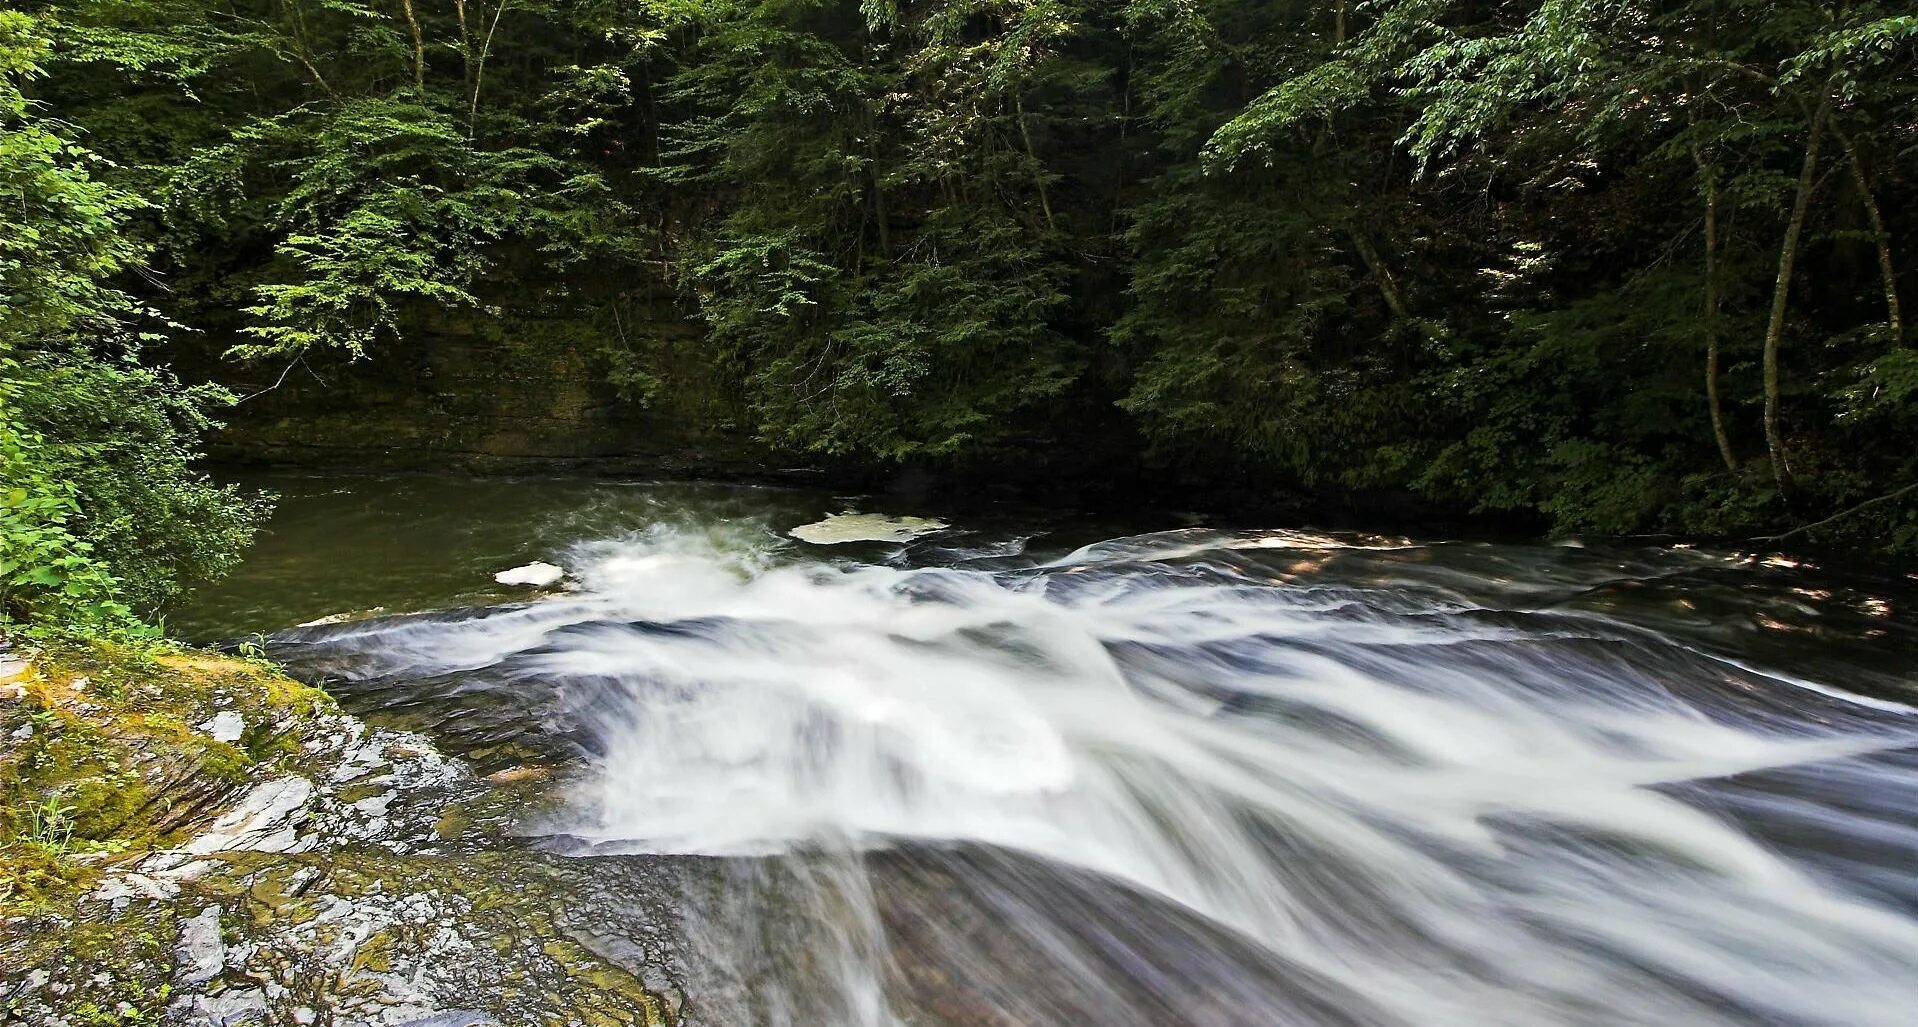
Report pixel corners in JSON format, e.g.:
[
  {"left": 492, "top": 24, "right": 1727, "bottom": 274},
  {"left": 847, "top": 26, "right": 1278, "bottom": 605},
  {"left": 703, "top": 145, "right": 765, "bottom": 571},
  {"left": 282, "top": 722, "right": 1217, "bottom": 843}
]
[
  {"left": 0, "top": 894, "right": 178, "bottom": 1023},
  {"left": 351, "top": 930, "right": 398, "bottom": 973},
  {"left": 433, "top": 808, "right": 472, "bottom": 842},
  {"left": 2, "top": 641, "right": 677, "bottom": 1027},
  {"left": 1, "top": 638, "right": 334, "bottom": 903},
  {"left": 335, "top": 782, "right": 391, "bottom": 804},
  {"left": 0, "top": 841, "right": 100, "bottom": 906},
  {"left": 539, "top": 937, "right": 671, "bottom": 1026},
  {"left": 244, "top": 861, "right": 324, "bottom": 925}
]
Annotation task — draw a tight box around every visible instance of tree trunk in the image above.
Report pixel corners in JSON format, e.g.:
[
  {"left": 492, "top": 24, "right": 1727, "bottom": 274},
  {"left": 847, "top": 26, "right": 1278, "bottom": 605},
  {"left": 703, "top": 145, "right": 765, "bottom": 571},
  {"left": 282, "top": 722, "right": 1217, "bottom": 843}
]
[
  {"left": 398, "top": 0, "right": 425, "bottom": 91},
  {"left": 1014, "top": 95, "right": 1057, "bottom": 233},
  {"left": 1834, "top": 125, "right": 1904, "bottom": 345},
  {"left": 872, "top": 169, "right": 892, "bottom": 257},
  {"left": 279, "top": 0, "right": 336, "bottom": 98},
  {"left": 469, "top": 0, "right": 508, "bottom": 135},
  {"left": 639, "top": 58, "right": 660, "bottom": 164},
  {"left": 454, "top": 0, "right": 472, "bottom": 89},
  {"left": 1761, "top": 100, "right": 1828, "bottom": 494},
  {"left": 864, "top": 103, "right": 890, "bottom": 258},
  {"left": 1692, "top": 148, "right": 1738, "bottom": 472},
  {"left": 1349, "top": 229, "right": 1410, "bottom": 320}
]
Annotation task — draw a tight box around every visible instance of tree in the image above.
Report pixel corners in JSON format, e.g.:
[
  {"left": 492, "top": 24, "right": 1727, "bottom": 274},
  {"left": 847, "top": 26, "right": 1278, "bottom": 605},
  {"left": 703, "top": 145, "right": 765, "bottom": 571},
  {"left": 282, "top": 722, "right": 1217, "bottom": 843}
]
[
  {"left": 2, "top": 10, "right": 262, "bottom": 626},
  {"left": 12, "top": 0, "right": 1918, "bottom": 556}
]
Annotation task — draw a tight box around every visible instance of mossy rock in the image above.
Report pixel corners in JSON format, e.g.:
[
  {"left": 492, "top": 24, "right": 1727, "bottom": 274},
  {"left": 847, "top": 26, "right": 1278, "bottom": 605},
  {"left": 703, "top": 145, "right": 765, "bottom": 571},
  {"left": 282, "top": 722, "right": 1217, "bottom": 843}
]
[
  {"left": 2, "top": 638, "right": 681, "bottom": 1027},
  {"left": 2, "top": 638, "right": 336, "bottom": 896}
]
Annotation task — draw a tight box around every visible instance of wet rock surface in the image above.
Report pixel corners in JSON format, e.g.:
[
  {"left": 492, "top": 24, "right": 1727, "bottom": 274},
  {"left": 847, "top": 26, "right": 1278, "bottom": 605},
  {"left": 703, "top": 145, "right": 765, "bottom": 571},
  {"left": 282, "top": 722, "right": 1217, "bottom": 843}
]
[{"left": 0, "top": 643, "right": 681, "bottom": 1027}]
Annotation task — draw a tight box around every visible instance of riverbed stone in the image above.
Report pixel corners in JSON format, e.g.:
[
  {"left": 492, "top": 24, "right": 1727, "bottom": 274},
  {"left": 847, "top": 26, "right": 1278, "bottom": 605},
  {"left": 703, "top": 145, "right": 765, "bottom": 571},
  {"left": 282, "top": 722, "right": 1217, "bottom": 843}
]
[
  {"left": 494, "top": 562, "right": 566, "bottom": 587},
  {"left": 1, "top": 640, "right": 677, "bottom": 1027},
  {"left": 181, "top": 776, "right": 317, "bottom": 857},
  {"left": 176, "top": 905, "right": 227, "bottom": 986}
]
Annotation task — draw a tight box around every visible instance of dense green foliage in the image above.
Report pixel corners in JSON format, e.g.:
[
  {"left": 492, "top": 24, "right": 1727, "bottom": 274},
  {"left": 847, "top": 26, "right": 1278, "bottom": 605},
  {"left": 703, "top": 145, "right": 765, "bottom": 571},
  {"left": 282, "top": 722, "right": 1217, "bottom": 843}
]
[
  {"left": 7, "top": 0, "right": 1918, "bottom": 565},
  {"left": 2, "top": 11, "right": 262, "bottom": 628}
]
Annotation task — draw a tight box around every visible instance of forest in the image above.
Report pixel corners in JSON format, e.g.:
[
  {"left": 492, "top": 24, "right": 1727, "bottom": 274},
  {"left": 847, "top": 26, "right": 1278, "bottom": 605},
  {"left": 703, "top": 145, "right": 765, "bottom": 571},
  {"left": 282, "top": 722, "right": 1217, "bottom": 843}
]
[
  {"left": 9, "top": 5, "right": 1918, "bottom": 1022},
  {"left": 4, "top": 0, "right": 1916, "bottom": 630}
]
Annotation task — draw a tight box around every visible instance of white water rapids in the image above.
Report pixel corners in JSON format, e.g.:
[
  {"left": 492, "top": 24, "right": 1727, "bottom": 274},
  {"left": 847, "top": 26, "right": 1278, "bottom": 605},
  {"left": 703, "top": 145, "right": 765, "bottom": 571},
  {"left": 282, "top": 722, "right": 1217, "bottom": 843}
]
[{"left": 273, "top": 524, "right": 1918, "bottom": 1027}]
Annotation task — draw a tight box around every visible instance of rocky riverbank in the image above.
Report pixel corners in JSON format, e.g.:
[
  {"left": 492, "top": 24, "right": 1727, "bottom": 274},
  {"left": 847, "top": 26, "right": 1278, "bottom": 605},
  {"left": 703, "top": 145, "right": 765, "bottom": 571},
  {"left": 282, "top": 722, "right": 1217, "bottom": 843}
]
[{"left": 0, "top": 640, "right": 680, "bottom": 1027}]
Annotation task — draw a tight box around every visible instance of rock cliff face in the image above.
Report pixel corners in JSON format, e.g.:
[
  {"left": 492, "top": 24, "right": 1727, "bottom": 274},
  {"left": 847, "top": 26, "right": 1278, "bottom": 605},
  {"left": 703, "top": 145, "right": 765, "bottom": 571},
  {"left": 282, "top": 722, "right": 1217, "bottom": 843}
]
[
  {"left": 179, "top": 298, "right": 777, "bottom": 478},
  {"left": 0, "top": 642, "right": 685, "bottom": 1026},
  {"left": 160, "top": 285, "right": 1227, "bottom": 511}
]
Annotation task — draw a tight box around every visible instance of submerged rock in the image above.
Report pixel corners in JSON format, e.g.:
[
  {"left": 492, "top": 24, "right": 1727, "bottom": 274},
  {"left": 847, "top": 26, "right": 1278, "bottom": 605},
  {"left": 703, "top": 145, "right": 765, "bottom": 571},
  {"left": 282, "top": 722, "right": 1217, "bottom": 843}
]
[
  {"left": 493, "top": 561, "right": 567, "bottom": 587},
  {"left": 295, "top": 607, "right": 386, "bottom": 627},
  {"left": 789, "top": 512, "right": 949, "bottom": 545}
]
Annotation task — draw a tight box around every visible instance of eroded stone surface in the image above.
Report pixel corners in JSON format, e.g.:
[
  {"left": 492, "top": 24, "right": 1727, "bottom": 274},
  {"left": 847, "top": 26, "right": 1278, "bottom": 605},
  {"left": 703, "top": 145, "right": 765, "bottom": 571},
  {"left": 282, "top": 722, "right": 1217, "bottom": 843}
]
[
  {"left": 201, "top": 711, "right": 248, "bottom": 743},
  {"left": 177, "top": 905, "right": 227, "bottom": 986},
  {"left": 0, "top": 645, "right": 678, "bottom": 1027}
]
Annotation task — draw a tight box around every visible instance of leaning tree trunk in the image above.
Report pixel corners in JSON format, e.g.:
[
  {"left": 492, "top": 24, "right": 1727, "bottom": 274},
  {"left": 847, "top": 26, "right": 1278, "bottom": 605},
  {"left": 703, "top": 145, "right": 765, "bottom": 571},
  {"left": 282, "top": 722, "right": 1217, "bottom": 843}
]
[
  {"left": 469, "top": 0, "right": 509, "bottom": 136},
  {"left": 1761, "top": 100, "right": 1829, "bottom": 494},
  {"left": 279, "top": 0, "right": 336, "bottom": 98},
  {"left": 398, "top": 0, "right": 425, "bottom": 91},
  {"left": 1693, "top": 148, "right": 1738, "bottom": 472},
  {"left": 1349, "top": 228, "right": 1411, "bottom": 320},
  {"left": 1834, "top": 125, "right": 1904, "bottom": 345}
]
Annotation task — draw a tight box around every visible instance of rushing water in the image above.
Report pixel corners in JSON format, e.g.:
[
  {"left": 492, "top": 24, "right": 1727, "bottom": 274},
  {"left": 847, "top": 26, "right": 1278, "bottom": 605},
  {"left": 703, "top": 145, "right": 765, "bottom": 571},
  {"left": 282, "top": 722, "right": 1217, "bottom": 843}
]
[{"left": 181, "top": 474, "right": 1918, "bottom": 1027}]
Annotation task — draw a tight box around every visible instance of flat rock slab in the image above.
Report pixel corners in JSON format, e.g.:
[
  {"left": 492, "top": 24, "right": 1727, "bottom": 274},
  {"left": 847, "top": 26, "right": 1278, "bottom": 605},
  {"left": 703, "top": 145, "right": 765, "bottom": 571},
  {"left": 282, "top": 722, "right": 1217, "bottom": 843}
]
[{"left": 789, "top": 513, "right": 949, "bottom": 545}]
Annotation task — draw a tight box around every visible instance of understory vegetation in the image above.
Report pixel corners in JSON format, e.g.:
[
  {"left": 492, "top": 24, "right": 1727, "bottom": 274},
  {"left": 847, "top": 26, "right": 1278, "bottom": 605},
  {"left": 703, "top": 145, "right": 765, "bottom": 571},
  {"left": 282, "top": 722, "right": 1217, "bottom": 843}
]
[
  {"left": 3, "top": 10, "right": 263, "bottom": 631},
  {"left": 3, "top": 0, "right": 1917, "bottom": 630}
]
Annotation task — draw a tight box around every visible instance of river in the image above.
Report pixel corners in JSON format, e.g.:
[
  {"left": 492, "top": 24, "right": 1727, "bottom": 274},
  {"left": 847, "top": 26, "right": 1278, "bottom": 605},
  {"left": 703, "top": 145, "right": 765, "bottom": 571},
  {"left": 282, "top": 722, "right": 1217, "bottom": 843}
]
[{"left": 176, "top": 473, "right": 1918, "bottom": 1027}]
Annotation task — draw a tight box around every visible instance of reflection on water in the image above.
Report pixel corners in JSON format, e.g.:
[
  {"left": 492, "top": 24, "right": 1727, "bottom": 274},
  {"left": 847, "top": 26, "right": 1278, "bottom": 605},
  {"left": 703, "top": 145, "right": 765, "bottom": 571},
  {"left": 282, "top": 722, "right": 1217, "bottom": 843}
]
[{"left": 186, "top": 475, "right": 1918, "bottom": 1026}]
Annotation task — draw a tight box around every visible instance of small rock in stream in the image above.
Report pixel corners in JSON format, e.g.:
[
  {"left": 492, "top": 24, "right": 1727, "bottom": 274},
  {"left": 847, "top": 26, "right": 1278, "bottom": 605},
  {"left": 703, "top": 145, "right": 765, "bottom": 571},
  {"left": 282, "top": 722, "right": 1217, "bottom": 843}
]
[
  {"left": 789, "top": 512, "right": 949, "bottom": 544},
  {"left": 493, "top": 561, "right": 567, "bottom": 587}
]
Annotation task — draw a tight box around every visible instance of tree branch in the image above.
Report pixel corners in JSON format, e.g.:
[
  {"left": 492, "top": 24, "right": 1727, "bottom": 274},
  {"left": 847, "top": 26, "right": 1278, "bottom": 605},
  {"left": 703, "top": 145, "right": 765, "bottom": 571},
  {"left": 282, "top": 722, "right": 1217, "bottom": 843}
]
[{"left": 1753, "top": 481, "right": 1918, "bottom": 542}]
